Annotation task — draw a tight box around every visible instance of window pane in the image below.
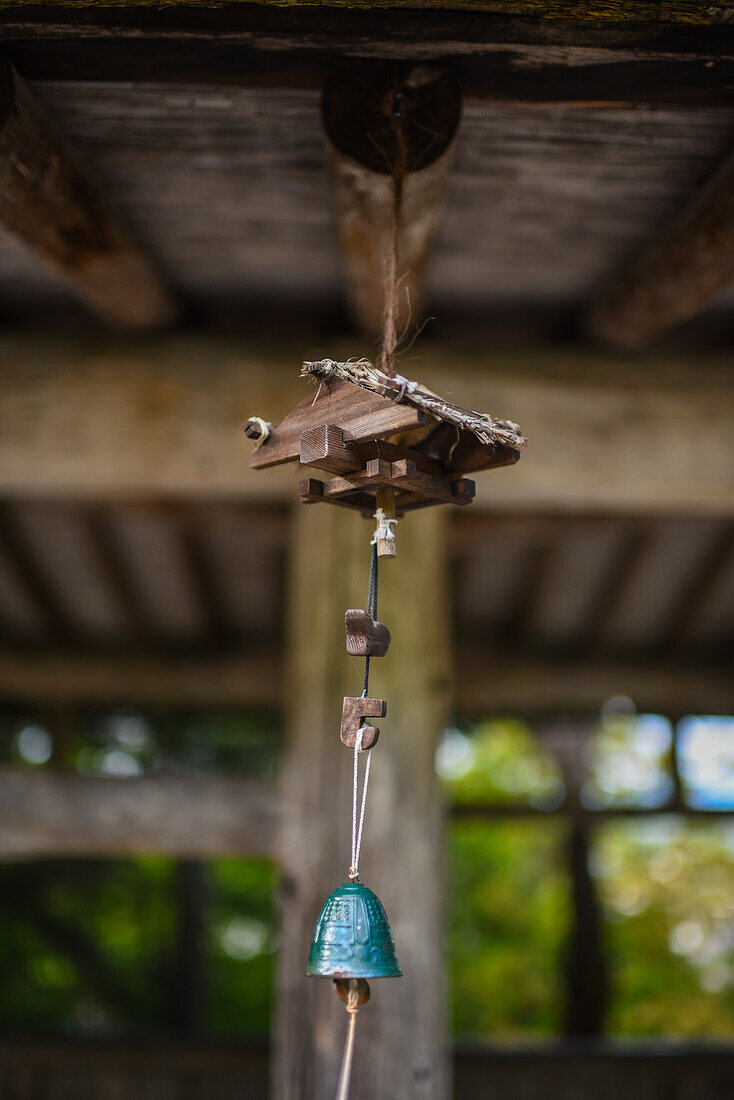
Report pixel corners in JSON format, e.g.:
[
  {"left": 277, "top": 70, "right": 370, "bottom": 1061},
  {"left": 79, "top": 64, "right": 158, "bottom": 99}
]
[
  {"left": 677, "top": 716, "right": 734, "bottom": 810},
  {"left": 583, "top": 712, "right": 674, "bottom": 810},
  {"left": 591, "top": 817, "right": 734, "bottom": 1037},
  {"left": 449, "top": 819, "right": 570, "bottom": 1038}
]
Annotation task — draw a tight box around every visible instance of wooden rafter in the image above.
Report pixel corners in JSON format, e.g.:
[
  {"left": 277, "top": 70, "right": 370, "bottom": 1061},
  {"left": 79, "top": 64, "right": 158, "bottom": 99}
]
[
  {"left": 575, "top": 529, "right": 652, "bottom": 652},
  {"left": 85, "top": 510, "right": 154, "bottom": 642},
  {"left": 500, "top": 539, "right": 555, "bottom": 644},
  {"left": 0, "top": 56, "right": 175, "bottom": 328},
  {"left": 658, "top": 523, "right": 734, "bottom": 646},
  {"left": 589, "top": 146, "right": 734, "bottom": 348},
  {"left": 0, "top": 504, "right": 72, "bottom": 639}
]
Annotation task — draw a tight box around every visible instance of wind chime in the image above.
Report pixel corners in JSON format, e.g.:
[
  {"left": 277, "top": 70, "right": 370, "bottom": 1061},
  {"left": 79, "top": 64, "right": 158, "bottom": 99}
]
[{"left": 244, "top": 65, "right": 525, "bottom": 1100}]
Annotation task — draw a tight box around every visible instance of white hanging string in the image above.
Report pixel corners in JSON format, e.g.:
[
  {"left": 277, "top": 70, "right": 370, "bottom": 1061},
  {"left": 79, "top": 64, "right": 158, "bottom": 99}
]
[
  {"left": 335, "top": 985, "right": 361, "bottom": 1100},
  {"left": 349, "top": 726, "right": 372, "bottom": 881}
]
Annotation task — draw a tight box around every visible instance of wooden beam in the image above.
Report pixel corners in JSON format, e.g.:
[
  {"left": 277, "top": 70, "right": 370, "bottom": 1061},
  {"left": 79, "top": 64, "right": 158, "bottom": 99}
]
[
  {"left": 3, "top": 336, "right": 734, "bottom": 515},
  {"left": 458, "top": 646, "right": 734, "bottom": 716},
  {"left": 589, "top": 147, "right": 734, "bottom": 349},
  {"left": 3, "top": 5, "right": 734, "bottom": 107},
  {"left": 0, "top": 638, "right": 732, "bottom": 716},
  {"left": 3, "top": 2, "right": 732, "bottom": 25},
  {"left": 0, "top": 58, "right": 175, "bottom": 328},
  {"left": 275, "top": 505, "right": 449, "bottom": 1098},
  {"left": 0, "top": 767, "right": 279, "bottom": 857},
  {"left": 0, "top": 648, "right": 280, "bottom": 707}
]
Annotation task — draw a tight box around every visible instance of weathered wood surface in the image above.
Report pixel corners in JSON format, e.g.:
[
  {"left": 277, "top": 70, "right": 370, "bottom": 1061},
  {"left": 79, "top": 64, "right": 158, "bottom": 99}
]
[
  {"left": 590, "top": 143, "right": 734, "bottom": 348},
  {"left": 0, "top": 60, "right": 174, "bottom": 328},
  {"left": 0, "top": 767, "right": 279, "bottom": 858},
  {"left": 3, "top": 335, "right": 734, "bottom": 514},
  {"left": 275, "top": 505, "right": 449, "bottom": 1099},
  {"left": 4, "top": 4, "right": 734, "bottom": 121},
  {"left": 1, "top": 83, "right": 733, "bottom": 317},
  {"left": 3, "top": 2, "right": 734, "bottom": 22}
]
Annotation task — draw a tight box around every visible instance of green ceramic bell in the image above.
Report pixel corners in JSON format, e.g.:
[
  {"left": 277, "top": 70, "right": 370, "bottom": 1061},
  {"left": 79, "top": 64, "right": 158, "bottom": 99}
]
[{"left": 306, "top": 882, "right": 402, "bottom": 979}]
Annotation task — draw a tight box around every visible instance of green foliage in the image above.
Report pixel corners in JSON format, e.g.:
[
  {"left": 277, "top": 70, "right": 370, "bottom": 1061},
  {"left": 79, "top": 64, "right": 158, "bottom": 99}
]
[
  {"left": 593, "top": 819, "right": 734, "bottom": 1037},
  {"left": 448, "top": 819, "right": 570, "bottom": 1037},
  {"left": 206, "top": 859, "right": 277, "bottom": 1037},
  {"left": 437, "top": 720, "right": 564, "bottom": 808}
]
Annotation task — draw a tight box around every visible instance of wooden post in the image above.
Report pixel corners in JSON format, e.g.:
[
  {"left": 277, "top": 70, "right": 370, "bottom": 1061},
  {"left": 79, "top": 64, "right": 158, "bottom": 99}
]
[
  {"left": 274, "top": 504, "right": 450, "bottom": 1099},
  {"left": 0, "top": 58, "right": 175, "bottom": 328}
]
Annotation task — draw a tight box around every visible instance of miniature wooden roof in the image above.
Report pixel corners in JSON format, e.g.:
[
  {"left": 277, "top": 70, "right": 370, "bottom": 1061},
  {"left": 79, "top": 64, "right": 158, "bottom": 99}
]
[{"left": 248, "top": 359, "right": 525, "bottom": 478}]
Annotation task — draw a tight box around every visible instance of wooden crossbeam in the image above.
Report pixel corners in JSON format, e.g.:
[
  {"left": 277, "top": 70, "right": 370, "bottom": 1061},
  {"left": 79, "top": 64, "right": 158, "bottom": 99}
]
[
  {"left": 2, "top": 6, "right": 734, "bottom": 107},
  {"left": 0, "top": 767, "right": 279, "bottom": 858},
  {"left": 0, "top": 643, "right": 732, "bottom": 716},
  {"left": 0, "top": 57, "right": 175, "bottom": 328},
  {"left": 589, "top": 146, "right": 734, "bottom": 348},
  {"left": 3, "top": 336, "right": 734, "bottom": 515}
]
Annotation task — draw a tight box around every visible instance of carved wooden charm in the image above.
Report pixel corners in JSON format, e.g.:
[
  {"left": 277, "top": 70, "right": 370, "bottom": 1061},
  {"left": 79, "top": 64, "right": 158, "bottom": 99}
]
[
  {"left": 340, "top": 696, "right": 387, "bottom": 750},
  {"left": 345, "top": 609, "right": 391, "bottom": 658}
]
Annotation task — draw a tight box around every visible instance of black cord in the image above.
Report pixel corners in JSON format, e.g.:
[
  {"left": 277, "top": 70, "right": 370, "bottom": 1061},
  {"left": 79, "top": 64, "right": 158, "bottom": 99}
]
[{"left": 362, "top": 542, "right": 378, "bottom": 698}]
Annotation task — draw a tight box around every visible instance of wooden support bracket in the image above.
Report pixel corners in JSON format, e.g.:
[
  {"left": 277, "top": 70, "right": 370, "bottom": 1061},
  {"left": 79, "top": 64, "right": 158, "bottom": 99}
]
[{"left": 299, "top": 457, "right": 475, "bottom": 515}]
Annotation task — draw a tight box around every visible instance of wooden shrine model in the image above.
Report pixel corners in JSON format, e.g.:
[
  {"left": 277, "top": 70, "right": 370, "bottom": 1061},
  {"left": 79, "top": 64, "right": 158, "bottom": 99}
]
[{"left": 244, "top": 358, "right": 525, "bottom": 548}]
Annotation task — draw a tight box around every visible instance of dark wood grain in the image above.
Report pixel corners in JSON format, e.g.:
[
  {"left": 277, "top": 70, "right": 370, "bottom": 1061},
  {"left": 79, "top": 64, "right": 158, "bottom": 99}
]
[
  {"left": 339, "top": 695, "right": 387, "bottom": 749},
  {"left": 345, "top": 609, "right": 391, "bottom": 657},
  {"left": 250, "top": 380, "right": 424, "bottom": 469}
]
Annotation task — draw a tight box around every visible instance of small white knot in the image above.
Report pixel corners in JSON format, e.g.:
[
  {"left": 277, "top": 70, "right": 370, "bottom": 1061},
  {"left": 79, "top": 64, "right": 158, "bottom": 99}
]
[{"left": 371, "top": 507, "right": 397, "bottom": 548}]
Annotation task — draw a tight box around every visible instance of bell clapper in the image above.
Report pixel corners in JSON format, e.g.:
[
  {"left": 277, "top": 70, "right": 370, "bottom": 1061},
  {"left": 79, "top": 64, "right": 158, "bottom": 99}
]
[{"left": 334, "top": 978, "right": 371, "bottom": 1007}]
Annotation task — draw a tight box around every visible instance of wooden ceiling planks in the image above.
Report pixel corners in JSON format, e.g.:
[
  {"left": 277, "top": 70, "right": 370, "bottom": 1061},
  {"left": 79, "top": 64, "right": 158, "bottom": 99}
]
[
  {"left": 0, "top": 501, "right": 730, "bottom": 665},
  {"left": 0, "top": 83, "right": 732, "bottom": 322}
]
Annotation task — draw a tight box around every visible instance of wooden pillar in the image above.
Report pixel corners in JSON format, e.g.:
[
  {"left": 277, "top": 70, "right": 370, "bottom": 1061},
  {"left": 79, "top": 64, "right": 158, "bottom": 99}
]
[{"left": 274, "top": 504, "right": 450, "bottom": 1099}]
